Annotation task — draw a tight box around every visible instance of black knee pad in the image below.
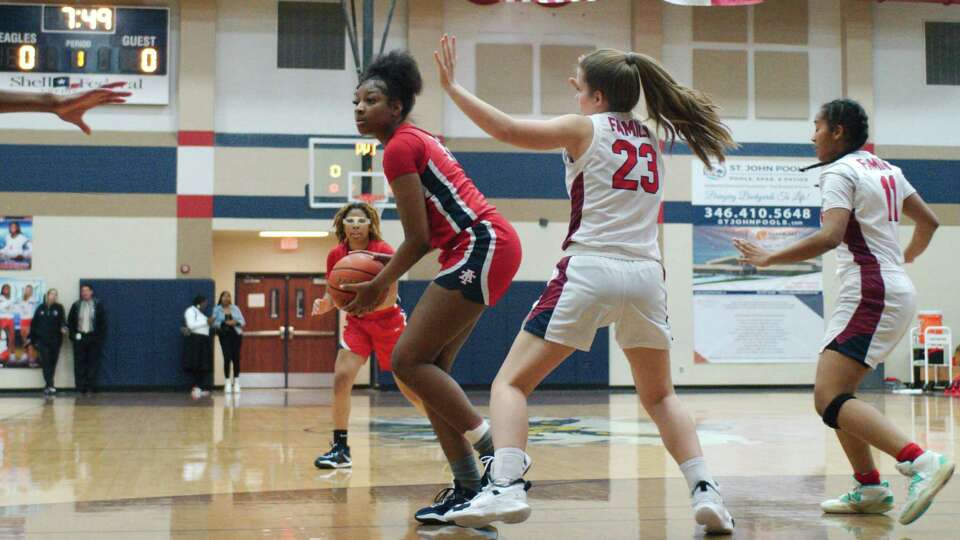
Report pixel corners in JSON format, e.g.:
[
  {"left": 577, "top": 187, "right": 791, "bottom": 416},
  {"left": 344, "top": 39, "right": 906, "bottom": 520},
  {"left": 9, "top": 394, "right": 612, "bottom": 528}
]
[{"left": 822, "top": 393, "right": 856, "bottom": 429}]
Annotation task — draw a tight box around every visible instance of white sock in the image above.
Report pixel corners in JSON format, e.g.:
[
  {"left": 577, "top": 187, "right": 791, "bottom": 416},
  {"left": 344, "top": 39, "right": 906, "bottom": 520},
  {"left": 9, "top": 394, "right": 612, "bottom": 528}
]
[
  {"left": 463, "top": 419, "right": 489, "bottom": 445},
  {"left": 679, "top": 456, "right": 715, "bottom": 492},
  {"left": 492, "top": 447, "right": 528, "bottom": 485}
]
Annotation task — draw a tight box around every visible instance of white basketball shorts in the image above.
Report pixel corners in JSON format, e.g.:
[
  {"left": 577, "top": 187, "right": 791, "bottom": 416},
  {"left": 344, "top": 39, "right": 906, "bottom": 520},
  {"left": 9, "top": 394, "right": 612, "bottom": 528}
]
[
  {"left": 523, "top": 255, "right": 672, "bottom": 352},
  {"left": 822, "top": 266, "right": 916, "bottom": 369}
]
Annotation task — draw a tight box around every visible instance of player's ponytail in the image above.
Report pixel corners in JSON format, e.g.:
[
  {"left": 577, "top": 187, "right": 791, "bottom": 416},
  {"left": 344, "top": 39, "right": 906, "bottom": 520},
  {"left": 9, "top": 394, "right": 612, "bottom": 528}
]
[
  {"left": 628, "top": 54, "right": 736, "bottom": 165},
  {"left": 579, "top": 49, "right": 736, "bottom": 165}
]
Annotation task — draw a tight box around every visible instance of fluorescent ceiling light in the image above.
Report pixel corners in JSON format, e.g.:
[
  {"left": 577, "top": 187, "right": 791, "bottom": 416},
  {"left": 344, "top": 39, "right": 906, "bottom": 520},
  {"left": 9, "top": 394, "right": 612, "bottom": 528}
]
[{"left": 258, "top": 231, "right": 330, "bottom": 238}]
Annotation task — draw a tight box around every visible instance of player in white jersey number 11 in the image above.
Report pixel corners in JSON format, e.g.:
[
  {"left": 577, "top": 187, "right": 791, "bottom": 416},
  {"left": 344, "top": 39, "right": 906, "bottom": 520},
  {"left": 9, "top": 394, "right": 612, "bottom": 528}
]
[{"left": 735, "top": 98, "right": 951, "bottom": 525}]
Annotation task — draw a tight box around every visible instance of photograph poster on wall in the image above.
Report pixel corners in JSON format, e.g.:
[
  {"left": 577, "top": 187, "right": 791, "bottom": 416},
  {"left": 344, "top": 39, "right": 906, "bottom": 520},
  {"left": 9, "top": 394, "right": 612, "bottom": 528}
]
[
  {"left": 691, "top": 160, "right": 824, "bottom": 364},
  {"left": 0, "top": 278, "right": 46, "bottom": 368},
  {"left": 0, "top": 216, "right": 33, "bottom": 271}
]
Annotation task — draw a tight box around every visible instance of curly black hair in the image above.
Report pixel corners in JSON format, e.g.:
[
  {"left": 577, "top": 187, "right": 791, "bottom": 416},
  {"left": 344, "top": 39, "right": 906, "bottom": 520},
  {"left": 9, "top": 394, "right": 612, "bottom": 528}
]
[{"left": 359, "top": 50, "right": 423, "bottom": 121}]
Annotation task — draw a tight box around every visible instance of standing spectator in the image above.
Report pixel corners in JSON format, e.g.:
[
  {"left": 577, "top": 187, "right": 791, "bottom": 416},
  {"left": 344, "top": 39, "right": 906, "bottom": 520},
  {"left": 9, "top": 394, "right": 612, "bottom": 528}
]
[
  {"left": 183, "top": 295, "right": 213, "bottom": 399},
  {"left": 29, "top": 289, "right": 66, "bottom": 396},
  {"left": 212, "top": 291, "right": 245, "bottom": 394},
  {"left": 0, "top": 221, "right": 31, "bottom": 261},
  {"left": 68, "top": 284, "right": 107, "bottom": 395}
]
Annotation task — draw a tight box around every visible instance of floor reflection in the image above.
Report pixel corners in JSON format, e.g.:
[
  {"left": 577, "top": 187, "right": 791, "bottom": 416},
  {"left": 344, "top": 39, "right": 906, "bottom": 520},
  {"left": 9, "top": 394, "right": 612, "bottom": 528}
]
[{"left": 0, "top": 390, "right": 954, "bottom": 539}]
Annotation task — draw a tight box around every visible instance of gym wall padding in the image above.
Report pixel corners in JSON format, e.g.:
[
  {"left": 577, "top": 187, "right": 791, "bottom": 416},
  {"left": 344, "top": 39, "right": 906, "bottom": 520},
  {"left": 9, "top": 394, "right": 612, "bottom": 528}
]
[
  {"left": 376, "top": 281, "right": 609, "bottom": 388},
  {"left": 85, "top": 279, "right": 215, "bottom": 389}
]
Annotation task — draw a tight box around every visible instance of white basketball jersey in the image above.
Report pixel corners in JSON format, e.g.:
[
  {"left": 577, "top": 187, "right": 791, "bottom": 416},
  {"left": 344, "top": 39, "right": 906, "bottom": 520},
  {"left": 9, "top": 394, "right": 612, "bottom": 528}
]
[
  {"left": 562, "top": 112, "right": 664, "bottom": 261},
  {"left": 820, "top": 150, "right": 916, "bottom": 277}
]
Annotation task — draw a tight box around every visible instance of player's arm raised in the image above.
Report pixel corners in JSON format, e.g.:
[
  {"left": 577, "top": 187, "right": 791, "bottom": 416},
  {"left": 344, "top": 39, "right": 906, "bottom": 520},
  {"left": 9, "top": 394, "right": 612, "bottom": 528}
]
[
  {"left": 342, "top": 173, "right": 430, "bottom": 314},
  {"left": 434, "top": 34, "right": 591, "bottom": 155}
]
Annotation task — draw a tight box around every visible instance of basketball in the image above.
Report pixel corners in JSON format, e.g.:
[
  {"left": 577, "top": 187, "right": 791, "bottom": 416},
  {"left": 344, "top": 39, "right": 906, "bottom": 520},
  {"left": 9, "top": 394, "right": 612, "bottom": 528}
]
[{"left": 327, "top": 252, "right": 385, "bottom": 308}]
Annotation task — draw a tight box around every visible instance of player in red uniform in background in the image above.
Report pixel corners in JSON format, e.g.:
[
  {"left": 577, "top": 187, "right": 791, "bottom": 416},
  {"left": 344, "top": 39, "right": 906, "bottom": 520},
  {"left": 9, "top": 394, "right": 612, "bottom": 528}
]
[
  {"left": 312, "top": 202, "right": 423, "bottom": 470},
  {"left": 342, "top": 50, "right": 522, "bottom": 524}
]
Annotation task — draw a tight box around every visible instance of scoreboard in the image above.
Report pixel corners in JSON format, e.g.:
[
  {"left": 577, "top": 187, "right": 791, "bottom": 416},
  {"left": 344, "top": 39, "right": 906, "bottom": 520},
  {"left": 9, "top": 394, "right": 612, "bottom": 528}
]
[{"left": 0, "top": 4, "right": 169, "bottom": 104}]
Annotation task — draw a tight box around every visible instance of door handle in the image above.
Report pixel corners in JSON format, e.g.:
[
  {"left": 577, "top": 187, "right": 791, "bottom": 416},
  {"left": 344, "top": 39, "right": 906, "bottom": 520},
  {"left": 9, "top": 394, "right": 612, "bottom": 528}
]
[
  {"left": 288, "top": 325, "right": 295, "bottom": 341},
  {"left": 293, "top": 330, "right": 336, "bottom": 337},
  {"left": 279, "top": 326, "right": 286, "bottom": 339}
]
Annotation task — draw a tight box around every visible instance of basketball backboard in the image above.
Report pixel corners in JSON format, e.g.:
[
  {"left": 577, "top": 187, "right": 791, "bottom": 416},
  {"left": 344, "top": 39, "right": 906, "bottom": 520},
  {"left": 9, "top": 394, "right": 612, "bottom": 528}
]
[{"left": 307, "top": 137, "right": 395, "bottom": 210}]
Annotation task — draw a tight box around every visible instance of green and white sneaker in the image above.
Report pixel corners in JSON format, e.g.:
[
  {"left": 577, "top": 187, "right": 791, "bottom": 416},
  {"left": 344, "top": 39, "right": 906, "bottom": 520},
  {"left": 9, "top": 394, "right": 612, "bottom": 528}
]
[
  {"left": 897, "top": 451, "right": 955, "bottom": 525},
  {"left": 821, "top": 481, "right": 894, "bottom": 514}
]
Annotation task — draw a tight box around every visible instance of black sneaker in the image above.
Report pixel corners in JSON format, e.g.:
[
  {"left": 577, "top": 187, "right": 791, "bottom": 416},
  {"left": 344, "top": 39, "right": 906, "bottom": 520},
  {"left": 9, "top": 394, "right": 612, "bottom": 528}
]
[
  {"left": 314, "top": 444, "right": 351, "bottom": 469},
  {"left": 415, "top": 481, "right": 477, "bottom": 525}
]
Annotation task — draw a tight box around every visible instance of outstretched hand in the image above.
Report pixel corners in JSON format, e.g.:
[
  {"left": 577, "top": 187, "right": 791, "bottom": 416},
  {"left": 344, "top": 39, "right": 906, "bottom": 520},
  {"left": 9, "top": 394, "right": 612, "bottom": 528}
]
[
  {"left": 433, "top": 34, "right": 458, "bottom": 91},
  {"left": 733, "top": 239, "right": 772, "bottom": 268},
  {"left": 54, "top": 82, "right": 131, "bottom": 134}
]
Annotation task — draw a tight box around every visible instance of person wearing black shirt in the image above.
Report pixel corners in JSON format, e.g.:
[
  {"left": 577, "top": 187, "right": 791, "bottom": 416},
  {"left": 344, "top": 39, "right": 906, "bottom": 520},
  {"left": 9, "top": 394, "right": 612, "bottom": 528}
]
[
  {"left": 68, "top": 284, "right": 107, "bottom": 395},
  {"left": 29, "top": 289, "right": 66, "bottom": 396}
]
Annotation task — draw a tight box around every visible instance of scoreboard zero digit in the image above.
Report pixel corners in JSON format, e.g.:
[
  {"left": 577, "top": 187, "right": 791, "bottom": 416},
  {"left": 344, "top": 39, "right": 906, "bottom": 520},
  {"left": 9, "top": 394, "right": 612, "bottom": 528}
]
[{"left": 0, "top": 4, "right": 170, "bottom": 104}]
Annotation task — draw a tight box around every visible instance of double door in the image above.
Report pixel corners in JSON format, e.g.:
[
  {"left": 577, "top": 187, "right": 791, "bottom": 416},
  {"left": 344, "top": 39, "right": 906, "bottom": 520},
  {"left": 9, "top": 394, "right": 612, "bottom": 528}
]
[{"left": 235, "top": 274, "right": 337, "bottom": 388}]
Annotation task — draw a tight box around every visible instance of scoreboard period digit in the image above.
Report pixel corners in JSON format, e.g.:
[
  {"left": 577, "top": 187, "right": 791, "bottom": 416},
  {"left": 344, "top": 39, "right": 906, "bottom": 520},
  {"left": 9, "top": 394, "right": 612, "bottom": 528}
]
[{"left": 0, "top": 3, "right": 170, "bottom": 104}]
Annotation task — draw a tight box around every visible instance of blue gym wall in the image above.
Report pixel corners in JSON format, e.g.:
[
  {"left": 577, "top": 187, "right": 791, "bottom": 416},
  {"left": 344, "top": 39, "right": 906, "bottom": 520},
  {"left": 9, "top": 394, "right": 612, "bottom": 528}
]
[
  {"left": 374, "top": 281, "right": 610, "bottom": 388},
  {"left": 86, "top": 279, "right": 215, "bottom": 389}
]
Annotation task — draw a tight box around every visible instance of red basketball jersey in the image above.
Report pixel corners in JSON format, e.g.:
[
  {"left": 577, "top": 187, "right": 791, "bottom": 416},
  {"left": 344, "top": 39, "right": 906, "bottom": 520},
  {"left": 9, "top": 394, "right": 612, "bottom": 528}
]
[
  {"left": 326, "top": 239, "right": 394, "bottom": 275},
  {"left": 382, "top": 123, "right": 498, "bottom": 251}
]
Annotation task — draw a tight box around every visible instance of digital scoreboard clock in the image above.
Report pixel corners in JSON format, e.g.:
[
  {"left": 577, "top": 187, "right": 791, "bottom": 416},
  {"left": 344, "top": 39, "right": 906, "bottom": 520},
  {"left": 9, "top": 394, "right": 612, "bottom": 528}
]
[{"left": 0, "top": 4, "right": 169, "bottom": 104}]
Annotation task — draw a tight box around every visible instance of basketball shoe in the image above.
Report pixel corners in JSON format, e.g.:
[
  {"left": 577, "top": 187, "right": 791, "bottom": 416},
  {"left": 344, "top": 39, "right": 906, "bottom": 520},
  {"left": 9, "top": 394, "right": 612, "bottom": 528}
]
[
  {"left": 314, "top": 443, "right": 351, "bottom": 469},
  {"left": 897, "top": 450, "right": 955, "bottom": 525},
  {"left": 692, "top": 480, "right": 735, "bottom": 534},
  {"left": 448, "top": 454, "right": 533, "bottom": 528},
  {"left": 821, "top": 481, "right": 894, "bottom": 514},
  {"left": 415, "top": 481, "right": 478, "bottom": 525}
]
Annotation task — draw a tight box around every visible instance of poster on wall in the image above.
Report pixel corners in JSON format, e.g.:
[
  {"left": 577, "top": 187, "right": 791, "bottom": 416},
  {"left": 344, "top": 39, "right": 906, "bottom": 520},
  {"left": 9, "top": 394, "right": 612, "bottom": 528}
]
[
  {"left": 692, "top": 160, "right": 823, "bottom": 364},
  {"left": 0, "top": 217, "right": 33, "bottom": 271},
  {"left": 0, "top": 278, "right": 45, "bottom": 368}
]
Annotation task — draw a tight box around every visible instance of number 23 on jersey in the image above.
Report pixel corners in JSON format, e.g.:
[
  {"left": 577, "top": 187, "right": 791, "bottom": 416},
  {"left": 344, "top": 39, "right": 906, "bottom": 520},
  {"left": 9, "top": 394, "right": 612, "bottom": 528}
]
[{"left": 611, "top": 139, "right": 659, "bottom": 194}]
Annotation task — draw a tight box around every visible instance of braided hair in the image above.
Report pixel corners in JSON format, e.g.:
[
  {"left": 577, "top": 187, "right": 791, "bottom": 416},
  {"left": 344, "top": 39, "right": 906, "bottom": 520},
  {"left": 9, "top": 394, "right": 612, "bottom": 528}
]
[{"left": 801, "top": 99, "right": 869, "bottom": 172}]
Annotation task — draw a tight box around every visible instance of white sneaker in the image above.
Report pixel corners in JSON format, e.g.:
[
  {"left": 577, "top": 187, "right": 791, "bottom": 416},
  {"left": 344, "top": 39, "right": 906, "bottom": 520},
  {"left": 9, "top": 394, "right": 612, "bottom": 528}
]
[
  {"left": 233, "top": 380, "right": 241, "bottom": 393},
  {"left": 190, "top": 386, "right": 202, "bottom": 399},
  {"left": 821, "top": 481, "right": 894, "bottom": 514},
  {"left": 897, "top": 450, "right": 955, "bottom": 525},
  {"left": 224, "top": 381, "right": 232, "bottom": 394},
  {"left": 417, "top": 525, "right": 498, "bottom": 539},
  {"left": 692, "top": 481, "right": 735, "bottom": 535},
  {"left": 447, "top": 480, "right": 531, "bottom": 528}
]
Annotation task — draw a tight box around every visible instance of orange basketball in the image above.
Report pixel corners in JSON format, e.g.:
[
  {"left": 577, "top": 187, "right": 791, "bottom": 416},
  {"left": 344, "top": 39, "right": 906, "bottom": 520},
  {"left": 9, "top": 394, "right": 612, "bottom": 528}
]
[{"left": 328, "top": 252, "right": 385, "bottom": 309}]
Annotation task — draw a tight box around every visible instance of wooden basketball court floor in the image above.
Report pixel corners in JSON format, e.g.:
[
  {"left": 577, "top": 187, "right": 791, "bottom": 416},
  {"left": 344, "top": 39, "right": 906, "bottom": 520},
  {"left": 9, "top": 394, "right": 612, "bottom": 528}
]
[{"left": 0, "top": 389, "right": 956, "bottom": 539}]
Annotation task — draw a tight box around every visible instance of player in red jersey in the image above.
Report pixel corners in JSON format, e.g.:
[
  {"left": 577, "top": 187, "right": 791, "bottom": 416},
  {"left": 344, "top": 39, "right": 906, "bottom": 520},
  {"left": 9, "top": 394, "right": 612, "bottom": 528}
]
[
  {"left": 312, "top": 202, "right": 423, "bottom": 470},
  {"left": 0, "top": 83, "right": 130, "bottom": 133},
  {"left": 342, "top": 50, "right": 522, "bottom": 525}
]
